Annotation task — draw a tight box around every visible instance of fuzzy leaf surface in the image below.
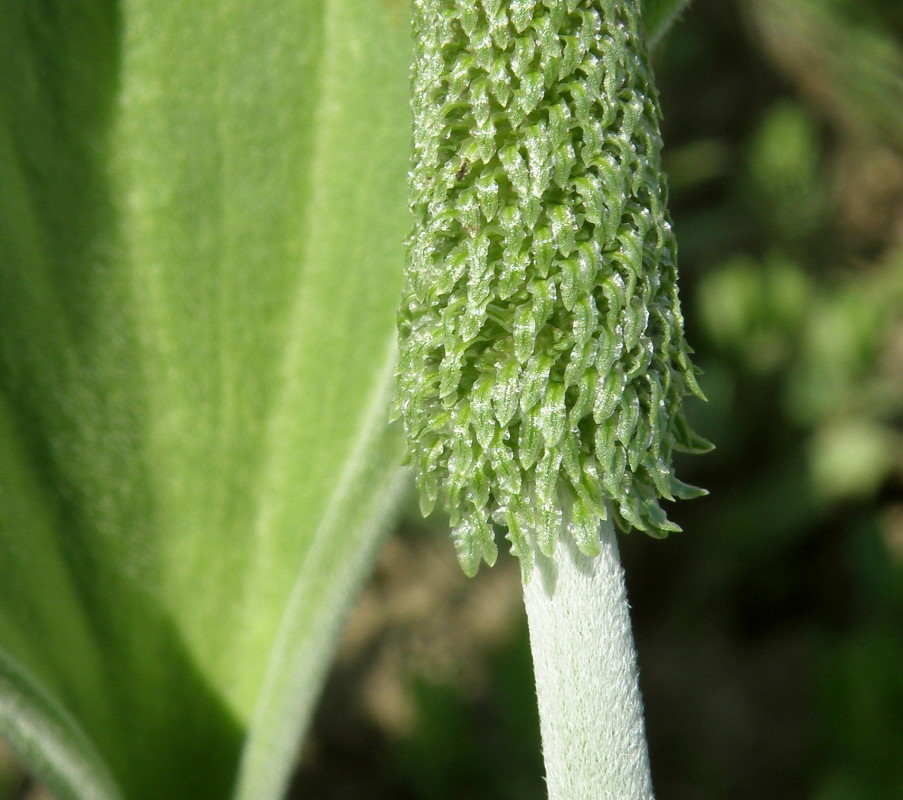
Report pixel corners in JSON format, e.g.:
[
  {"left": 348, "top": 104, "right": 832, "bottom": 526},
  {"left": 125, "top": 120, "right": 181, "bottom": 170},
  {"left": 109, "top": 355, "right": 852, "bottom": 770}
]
[{"left": 0, "top": 1, "right": 410, "bottom": 798}]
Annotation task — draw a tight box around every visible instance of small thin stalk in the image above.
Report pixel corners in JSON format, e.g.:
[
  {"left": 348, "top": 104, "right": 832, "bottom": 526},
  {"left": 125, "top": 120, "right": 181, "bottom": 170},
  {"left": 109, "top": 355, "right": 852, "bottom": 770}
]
[{"left": 522, "top": 518, "right": 654, "bottom": 800}]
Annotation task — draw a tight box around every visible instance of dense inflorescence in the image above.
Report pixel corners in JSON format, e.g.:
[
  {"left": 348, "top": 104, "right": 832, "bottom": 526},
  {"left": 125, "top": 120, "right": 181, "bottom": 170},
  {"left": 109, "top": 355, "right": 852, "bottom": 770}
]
[{"left": 393, "top": 0, "right": 708, "bottom": 579}]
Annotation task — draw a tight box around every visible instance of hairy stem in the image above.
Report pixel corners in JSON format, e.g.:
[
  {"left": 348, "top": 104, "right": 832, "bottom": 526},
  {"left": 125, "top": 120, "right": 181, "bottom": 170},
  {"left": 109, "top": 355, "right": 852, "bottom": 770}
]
[{"left": 522, "top": 518, "right": 654, "bottom": 800}]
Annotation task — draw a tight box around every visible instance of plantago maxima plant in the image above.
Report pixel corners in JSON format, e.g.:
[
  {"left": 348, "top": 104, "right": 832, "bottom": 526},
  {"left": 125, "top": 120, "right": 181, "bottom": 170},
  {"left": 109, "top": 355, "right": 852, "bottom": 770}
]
[
  {"left": 394, "top": 0, "right": 707, "bottom": 796},
  {"left": 1, "top": 0, "right": 703, "bottom": 797}
]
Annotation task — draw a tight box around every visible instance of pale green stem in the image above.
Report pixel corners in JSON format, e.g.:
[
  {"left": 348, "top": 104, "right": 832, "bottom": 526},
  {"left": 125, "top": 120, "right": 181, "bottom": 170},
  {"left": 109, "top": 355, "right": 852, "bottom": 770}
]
[{"left": 522, "top": 518, "right": 654, "bottom": 800}]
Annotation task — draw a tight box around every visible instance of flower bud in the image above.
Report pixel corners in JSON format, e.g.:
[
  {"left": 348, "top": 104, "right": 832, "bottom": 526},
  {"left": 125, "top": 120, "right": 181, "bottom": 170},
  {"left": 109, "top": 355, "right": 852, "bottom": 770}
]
[{"left": 394, "top": 0, "right": 708, "bottom": 579}]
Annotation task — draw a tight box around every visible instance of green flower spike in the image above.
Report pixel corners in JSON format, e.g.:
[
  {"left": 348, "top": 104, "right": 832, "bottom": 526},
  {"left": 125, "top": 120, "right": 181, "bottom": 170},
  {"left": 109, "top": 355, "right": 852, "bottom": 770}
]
[{"left": 394, "top": 0, "right": 708, "bottom": 580}]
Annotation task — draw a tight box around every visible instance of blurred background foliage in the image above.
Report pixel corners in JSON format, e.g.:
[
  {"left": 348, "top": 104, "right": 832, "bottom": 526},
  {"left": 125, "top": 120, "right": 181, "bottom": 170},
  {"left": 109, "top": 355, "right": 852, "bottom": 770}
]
[{"left": 3, "top": 0, "right": 902, "bottom": 798}]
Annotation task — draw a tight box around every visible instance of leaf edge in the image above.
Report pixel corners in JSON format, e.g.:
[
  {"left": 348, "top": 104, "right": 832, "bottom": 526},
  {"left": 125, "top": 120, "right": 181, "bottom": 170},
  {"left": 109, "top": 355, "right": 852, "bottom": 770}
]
[{"left": 0, "top": 649, "right": 125, "bottom": 800}]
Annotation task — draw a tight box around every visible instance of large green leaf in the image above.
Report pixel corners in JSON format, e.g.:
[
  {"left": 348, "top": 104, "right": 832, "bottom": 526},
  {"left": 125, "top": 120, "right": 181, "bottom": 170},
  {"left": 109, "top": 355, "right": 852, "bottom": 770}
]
[{"left": 0, "top": 1, "right": 411, "bottom": 798}]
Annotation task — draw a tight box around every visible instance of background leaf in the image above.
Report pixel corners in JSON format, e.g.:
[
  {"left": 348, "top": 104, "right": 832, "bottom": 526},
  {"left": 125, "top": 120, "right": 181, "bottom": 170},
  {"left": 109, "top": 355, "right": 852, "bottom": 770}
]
[
  {"left": 0, "top": 1, "right": 411, "bottom": 798},
  {"left": 642, "top": 0, "right": 693, "bottom": 45}
]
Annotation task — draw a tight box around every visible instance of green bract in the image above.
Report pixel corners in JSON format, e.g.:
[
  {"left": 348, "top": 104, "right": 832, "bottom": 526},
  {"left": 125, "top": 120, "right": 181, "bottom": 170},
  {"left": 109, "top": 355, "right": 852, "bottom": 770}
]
[{"left": 394, "top": 0, "right": 707, "bottom": 579}]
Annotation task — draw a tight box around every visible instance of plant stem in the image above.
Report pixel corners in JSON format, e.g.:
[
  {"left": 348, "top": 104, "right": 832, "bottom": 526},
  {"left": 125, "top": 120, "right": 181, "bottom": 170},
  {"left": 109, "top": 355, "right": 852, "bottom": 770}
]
[{"left": 522, "top": 517, "right": 654, "bottom": 800}]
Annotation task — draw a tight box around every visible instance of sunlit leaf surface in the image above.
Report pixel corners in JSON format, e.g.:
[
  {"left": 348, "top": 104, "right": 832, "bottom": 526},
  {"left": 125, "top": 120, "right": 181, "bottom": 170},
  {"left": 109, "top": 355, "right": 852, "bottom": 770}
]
[{"left": 0, "top": 2, "right": 410, "bottom": 798}]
